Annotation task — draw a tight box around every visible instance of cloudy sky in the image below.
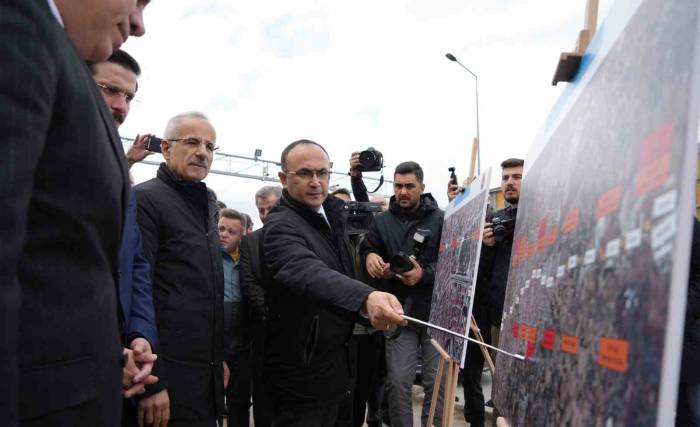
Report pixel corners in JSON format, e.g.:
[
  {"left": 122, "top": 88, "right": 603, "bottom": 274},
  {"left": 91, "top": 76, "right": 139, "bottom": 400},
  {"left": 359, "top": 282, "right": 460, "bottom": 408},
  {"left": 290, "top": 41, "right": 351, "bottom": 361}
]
[{"left": 121, "top": 0, "right": 613, "bottom": 226}]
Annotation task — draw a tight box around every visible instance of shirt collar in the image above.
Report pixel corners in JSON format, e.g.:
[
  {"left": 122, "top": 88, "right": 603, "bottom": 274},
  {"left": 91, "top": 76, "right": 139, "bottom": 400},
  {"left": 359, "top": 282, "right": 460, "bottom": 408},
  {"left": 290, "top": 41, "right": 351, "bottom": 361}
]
[
  {"left": 318, "top": 205, "right": 331, "bottom": 227},
  {"left": 46, "top": 0, "right": 64, "bottom": 27}
]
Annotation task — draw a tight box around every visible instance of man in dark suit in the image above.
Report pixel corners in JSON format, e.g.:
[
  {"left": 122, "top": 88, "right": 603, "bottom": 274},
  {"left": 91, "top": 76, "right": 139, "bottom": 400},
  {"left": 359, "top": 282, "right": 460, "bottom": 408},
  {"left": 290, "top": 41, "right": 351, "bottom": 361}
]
[
  {"left": 135, "top": 111, "right": 226, "bottom": 426},
  {"left": 0, "top": 1, "right": 149, "bottom": 426},
  {"left": 262, "top": 139, "right": 407, "bottom": 426},
  {"left": 239, "top": 185, "right": 282, "bottom": 427},
  {"left": 89, "top": 50, "right": 165, "bottom": 424}
]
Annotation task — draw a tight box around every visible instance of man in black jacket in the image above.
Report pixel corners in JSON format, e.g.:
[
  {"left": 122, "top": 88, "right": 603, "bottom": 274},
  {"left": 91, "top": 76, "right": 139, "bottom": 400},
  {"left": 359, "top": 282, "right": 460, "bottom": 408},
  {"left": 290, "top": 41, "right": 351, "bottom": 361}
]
[
  {"left": 239, "top": 185, "right": 282, "bottom": 427},
  {"left": 262, "top": 139, "right": 407, "bottom": 426},
  {"left": 361, "top": 161, "right": 445, "bottom": 427},
  {"left": 135, "top": 111, "right": 226, "bottom": 427},
  {"left": 448, "top": 157, "right": 523, "bottom": 427},
  {"left": 0, "top": 1, "right": 148, "bottom": 426}
]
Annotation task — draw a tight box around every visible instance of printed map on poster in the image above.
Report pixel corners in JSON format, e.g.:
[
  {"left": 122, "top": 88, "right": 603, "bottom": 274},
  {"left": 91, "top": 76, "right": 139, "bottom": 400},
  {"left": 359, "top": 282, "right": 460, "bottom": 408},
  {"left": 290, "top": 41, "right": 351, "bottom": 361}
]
[
  {"left": 429, "top": 169, "right": 490, "bottom": 367},
  {"left": 493, "top": 1, "right": 700, "bottom": 426}
]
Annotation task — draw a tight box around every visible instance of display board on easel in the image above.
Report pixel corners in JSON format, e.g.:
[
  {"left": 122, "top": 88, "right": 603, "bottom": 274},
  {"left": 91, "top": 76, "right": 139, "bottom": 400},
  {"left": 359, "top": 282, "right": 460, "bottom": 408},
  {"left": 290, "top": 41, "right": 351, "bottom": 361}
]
[
  {"left": 429, "top": 168, "right": 491, "bottom": 367},
  {"left": 493, "top": 0, "right": 700, "bottom": 426}
]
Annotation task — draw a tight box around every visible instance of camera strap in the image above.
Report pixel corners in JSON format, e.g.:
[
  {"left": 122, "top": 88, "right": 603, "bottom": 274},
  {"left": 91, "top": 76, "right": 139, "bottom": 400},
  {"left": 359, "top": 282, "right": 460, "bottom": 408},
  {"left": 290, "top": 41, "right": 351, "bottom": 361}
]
[{"left": 366, "top": 173, "right": 384, "bottom": 194}]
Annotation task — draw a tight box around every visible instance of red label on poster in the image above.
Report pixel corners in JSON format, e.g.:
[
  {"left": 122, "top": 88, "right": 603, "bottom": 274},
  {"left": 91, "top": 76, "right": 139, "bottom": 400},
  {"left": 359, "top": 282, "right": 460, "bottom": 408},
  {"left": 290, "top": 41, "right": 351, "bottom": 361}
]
[
  {"left": 526, "top": 340, "right": 536, "bottom": 359},
  {"left": 527, "top": 241, "right": 535, "bottom": 258},
  {"left": 451, "top": 239, "right": 459, "bottom": 249},
  {"left": 471, "top": 228, "right": 481, "bottom": 241},
  {"left": 542, "top": 329, "right": 556, "bottom": 350},
  {"left": 561, "top": 336, "right": 579, "bottom": 354},
  {"left": 639, "top": 121, "right": 674, "bottom": 166},
  {"left": 597, "top": 337, "right": 629, "bottom": 373},
  {"left": 512, "top": 323, "right": 520, "bottom": 338},
  {"left": 562, "top": 208, "right": 580, "bottom": 234},
  {"left": 637, "top": 154, "right": 671, "bottom": 196},
  {"left": 595, "top": 186, "right": 623, "bottom": 219}
]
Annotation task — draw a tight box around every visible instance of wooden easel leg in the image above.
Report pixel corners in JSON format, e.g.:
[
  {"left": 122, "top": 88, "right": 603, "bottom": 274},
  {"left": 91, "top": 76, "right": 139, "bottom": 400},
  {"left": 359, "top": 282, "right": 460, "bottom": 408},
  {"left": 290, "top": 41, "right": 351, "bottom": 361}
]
[{"left": 427, "top": 355, "right": 445, "bottom": 427}]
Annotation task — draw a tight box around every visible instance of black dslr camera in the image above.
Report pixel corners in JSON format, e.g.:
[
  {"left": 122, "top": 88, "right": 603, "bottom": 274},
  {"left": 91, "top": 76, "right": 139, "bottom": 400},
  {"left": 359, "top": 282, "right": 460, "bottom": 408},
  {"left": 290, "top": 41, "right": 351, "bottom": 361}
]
[
  {"left": 344, "top": 201, "right": 383, "bottom": 235},
  {"left": 390, "top": 232, "right": 426, "bottom": 275},
  {"left": 492, "top": 216, "right": 515, "bottom": 243},
  {"left": 358, "top": 147, "right": 383, "bottom": 172}
]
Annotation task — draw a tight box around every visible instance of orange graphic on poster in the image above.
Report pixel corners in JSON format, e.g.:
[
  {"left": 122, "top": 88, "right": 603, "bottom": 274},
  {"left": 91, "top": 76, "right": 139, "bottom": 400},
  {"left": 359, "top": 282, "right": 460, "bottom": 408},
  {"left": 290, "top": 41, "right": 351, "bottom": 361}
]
[
  {"left": 597, "top": 337, "right": 629, "bottom": 373},
  {"left": 561, "top": 335, "right": 580, "bottom": 354},
  {"left": 528, "top": 326, "right": 537, "bottom": 343},
  {"left": 562, "top": 208, "right": 580, "bottom": 234},
  {"left": 520, "top": 324, "right": 529, "bottom": 341},
  {"left": 527, "top": 241, "right": 535, "bottom": 258},
  {"left": 439, "top": 243, "right": 445, "bottom": 253},
  {"left": 546, "top": 228, "right": 558, "bottom": 247},
  {"left": 636, "top": 122, "right": 674, "bottom": 196},
  {"left": 595, "top": 186, "right": 623, "bottom": 219}
]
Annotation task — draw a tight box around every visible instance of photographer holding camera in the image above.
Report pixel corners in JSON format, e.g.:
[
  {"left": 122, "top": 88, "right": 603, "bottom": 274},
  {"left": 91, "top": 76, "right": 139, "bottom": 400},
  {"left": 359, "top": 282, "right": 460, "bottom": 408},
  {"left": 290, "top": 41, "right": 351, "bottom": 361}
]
[
  {"left": 361, "top": 161, "right": 445, "bottom": 427},
  {"left": 447, "top": 157, "right": 523, "bottom": 427}
]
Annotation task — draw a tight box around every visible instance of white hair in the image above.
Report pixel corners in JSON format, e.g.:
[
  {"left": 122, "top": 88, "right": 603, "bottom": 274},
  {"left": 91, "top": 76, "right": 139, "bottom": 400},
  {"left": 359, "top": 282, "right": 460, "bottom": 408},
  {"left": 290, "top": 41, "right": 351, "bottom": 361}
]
[{"left": 164, "top": 111, "right": 210, "bottom": 139}]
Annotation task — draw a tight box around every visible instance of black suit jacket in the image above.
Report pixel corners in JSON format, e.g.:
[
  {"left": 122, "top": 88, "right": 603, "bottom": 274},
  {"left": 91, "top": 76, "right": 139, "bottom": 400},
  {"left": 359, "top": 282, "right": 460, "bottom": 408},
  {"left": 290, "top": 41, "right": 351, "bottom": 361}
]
[
  {"left": 262, "top": 191, "right": 373, "bottom": 408},
  {"left": 0, "top": 1, "right": 127, "bottom": 425}
]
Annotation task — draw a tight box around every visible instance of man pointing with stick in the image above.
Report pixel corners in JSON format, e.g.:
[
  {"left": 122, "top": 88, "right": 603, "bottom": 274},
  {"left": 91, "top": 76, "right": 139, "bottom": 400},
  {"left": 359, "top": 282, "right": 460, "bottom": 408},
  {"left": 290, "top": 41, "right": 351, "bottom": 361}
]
[{"left": 262, "top": 139, "right": 406, "bottom": 426}]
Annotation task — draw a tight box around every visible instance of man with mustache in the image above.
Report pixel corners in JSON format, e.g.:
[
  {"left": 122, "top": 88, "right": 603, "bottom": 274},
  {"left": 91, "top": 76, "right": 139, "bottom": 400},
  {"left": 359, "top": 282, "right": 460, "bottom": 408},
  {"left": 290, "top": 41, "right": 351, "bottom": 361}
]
[
  {"left": 447, "top": 157, "right": 523, "bottom": 427},
  {"left": 134, "top": 112, "right": 226, "bottom": 426},
  {"left": 361, "top": 161, "right": 445, "bottom": 427},
  {"left": 0, "top": 0, "right": 149, "bottom": 425}
]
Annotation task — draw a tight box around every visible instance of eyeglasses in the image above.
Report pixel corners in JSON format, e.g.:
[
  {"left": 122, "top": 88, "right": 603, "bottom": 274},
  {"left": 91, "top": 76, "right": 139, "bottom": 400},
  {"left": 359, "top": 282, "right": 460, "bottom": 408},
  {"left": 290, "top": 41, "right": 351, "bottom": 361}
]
[
  {"left": 285, "top": 168, "right": 331, "bottom": 181},
  {"left": 169, "top": 137, "right": 219, "bottom": 153},
  {"left": 95, "top": 83, "right": 138, "bottom": 104}
]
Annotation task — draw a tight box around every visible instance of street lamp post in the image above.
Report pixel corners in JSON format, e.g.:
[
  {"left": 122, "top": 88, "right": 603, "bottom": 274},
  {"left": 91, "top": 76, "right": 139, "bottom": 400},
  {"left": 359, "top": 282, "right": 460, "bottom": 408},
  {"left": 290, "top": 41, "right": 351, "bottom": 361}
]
[{"left": 445, "top": 53, "right": 480, "bottom": 175}]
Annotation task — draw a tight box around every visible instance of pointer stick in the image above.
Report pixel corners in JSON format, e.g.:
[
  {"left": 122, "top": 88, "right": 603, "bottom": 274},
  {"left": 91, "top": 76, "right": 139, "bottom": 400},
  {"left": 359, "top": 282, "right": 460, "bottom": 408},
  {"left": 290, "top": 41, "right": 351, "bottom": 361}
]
[{"left": 401, "top": 315, "right": 525, "bottom": 361}]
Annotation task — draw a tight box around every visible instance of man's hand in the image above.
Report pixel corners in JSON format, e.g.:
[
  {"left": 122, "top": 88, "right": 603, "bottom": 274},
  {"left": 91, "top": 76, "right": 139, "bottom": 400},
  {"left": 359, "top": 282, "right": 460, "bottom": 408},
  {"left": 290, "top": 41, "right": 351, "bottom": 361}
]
[
  {"left": 364, "top": 291, "right": 407, "bottom": 330},
  {"left": 122, "top": 349, "right": 142, "bottom": 398},
  {"left": 366, "top": 253, "right": 387, "bottom": 279},
  {"left": 138, "top": 389, "right": 170, "bottom": 427},
  {"left": 380, "top": 263, "right": 394, "bottom": 280},
  {"left": 223, "top": 361, "right": 230, "bottom": 389},
  {"left": 447, "top": 182, "right": 462, "bottom": 202},
  {"left": 395, "top": 257, "right": 423, "bottom": 287},
  {"left": 350, "top": 152, "right": 362, "bottom": 177},
  {"left": 130, "top": 337, "right": 158, "bottom": 384},
  {"left": 127, "top": 134, "right": 154, "bottom": 168},
  {"left": 483, "top": 222, "right": 495, "bottom": 247}
]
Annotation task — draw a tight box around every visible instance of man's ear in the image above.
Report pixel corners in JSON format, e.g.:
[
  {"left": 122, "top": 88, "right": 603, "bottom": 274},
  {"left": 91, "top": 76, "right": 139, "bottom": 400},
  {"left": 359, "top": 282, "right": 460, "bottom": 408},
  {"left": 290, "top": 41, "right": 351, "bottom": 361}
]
[
  {"left": 278, "top": 170, "right": 287, "bottom": 187},
  {"left": 421, "top": 183, "right": 426, "bottom": 193},
  {"left": 161, "top": 140, "right": 171, "bottom": 160}
]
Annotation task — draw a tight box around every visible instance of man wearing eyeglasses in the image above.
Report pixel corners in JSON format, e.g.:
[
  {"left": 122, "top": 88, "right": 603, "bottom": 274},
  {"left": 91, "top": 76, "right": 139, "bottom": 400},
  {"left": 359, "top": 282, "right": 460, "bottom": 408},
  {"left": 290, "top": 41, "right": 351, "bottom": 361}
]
[
  {"left": 262, "top": 139, "right": 407, "bottom": 426},
  {"left": 133, "top": 112, "right": 226, "bottom": 427},
  {"left": 89, "top": 49, "right": 166, "bottom": 427}
]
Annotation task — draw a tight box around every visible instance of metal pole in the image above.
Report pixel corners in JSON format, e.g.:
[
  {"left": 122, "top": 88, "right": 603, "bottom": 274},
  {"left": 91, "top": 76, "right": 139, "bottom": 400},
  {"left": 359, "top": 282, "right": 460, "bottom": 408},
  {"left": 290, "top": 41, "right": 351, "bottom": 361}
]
[{"left": 446, "top": 54, "right": 482, "bottom": 175}]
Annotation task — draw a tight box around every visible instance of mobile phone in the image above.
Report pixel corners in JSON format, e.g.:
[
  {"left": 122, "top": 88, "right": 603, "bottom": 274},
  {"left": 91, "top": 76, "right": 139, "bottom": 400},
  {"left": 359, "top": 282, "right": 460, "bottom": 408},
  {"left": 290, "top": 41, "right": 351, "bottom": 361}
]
[{"left": 145, "top": 136, "right": 163, "bottom": 153}]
